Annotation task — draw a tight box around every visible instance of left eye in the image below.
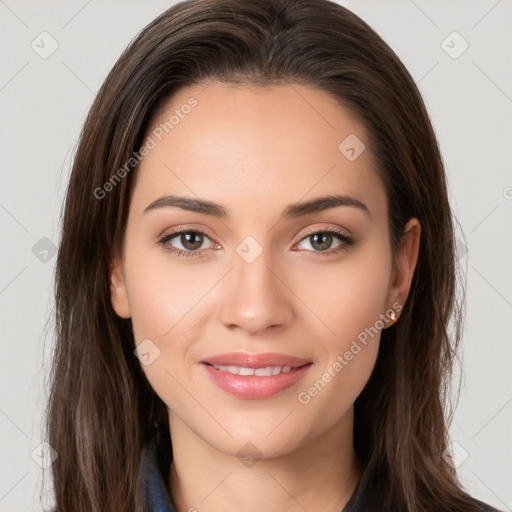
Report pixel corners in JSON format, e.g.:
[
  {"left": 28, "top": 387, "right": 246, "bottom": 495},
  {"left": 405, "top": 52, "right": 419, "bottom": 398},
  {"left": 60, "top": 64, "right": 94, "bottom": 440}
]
[{"left": 294, "top": 230, "right": 354, "bottom": 253}]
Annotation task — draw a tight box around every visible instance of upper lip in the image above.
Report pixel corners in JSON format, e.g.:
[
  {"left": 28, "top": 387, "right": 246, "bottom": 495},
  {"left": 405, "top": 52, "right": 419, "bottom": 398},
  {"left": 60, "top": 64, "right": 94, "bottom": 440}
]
[{"left": 201, "top": 352, "right": 312, "bottom": 369}]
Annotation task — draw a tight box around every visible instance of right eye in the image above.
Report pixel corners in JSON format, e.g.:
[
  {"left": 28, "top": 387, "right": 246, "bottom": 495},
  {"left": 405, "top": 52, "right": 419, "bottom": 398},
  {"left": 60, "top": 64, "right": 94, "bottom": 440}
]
[{"left": 158, "top": 230, "right": 218, "bottom": 258}]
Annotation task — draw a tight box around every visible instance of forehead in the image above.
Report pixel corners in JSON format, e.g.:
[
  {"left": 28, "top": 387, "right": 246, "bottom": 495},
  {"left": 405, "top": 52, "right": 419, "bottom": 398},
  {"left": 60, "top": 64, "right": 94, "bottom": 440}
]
[{"left": 133, "top": 81, "right": 387, "bottom": 223}]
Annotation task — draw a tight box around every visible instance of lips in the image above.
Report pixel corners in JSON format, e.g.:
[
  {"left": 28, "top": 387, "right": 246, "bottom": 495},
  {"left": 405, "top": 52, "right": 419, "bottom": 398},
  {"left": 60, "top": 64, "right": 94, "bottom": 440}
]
[
  {"left": 199, "top": 352, "right": 313, "bottom": 399},
  {"left": 200, "top": 352, "right": 311, "bottom": 369},
  {"left": 201, "top": 362, "right": 312, "bottom": 400}
]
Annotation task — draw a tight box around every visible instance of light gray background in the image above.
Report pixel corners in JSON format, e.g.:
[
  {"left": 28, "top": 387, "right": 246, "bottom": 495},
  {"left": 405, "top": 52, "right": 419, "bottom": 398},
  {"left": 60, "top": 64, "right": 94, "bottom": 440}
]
[{"left": 1, "top": 1, "right": 511, "bottom": 511}]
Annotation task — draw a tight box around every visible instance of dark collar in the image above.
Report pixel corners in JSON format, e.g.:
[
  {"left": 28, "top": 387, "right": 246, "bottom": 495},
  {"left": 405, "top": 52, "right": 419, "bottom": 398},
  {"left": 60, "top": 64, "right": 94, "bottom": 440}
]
[{"left": 139, "top": 433, "right": 176, "bottom": 512}]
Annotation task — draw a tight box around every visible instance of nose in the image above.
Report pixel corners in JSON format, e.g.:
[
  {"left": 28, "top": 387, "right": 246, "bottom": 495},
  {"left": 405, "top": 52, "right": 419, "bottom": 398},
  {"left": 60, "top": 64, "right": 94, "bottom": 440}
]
[{"left": 218, "top": 244, "right": 294, "bottom": 336}]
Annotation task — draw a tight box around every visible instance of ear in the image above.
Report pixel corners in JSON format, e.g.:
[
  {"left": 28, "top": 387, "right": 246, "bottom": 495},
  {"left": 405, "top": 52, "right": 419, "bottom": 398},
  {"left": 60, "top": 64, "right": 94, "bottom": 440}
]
[
  {"left": 387, "top": 218, "right": 421, "bottom": 313},
  {"left": 109, "top": 255, "right": 131, "bottom": 319}
]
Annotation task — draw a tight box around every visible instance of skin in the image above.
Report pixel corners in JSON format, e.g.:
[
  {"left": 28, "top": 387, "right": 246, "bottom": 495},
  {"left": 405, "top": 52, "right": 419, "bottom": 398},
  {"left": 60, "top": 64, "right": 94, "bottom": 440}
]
[{"left": 110, "top": 82, "right": 420, "bottom": 512}]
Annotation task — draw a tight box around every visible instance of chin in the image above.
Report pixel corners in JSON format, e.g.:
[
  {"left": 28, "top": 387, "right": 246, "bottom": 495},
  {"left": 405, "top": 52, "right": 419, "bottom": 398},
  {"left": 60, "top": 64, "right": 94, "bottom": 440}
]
[{"left": 203, "top": 428, "right": 304, "bottom": 461}]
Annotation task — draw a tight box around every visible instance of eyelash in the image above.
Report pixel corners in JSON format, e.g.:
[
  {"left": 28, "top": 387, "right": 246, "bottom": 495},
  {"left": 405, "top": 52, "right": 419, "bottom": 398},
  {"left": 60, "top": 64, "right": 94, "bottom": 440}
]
[{"left": 157, "top": 227, "right": 354, "bottom": 258}]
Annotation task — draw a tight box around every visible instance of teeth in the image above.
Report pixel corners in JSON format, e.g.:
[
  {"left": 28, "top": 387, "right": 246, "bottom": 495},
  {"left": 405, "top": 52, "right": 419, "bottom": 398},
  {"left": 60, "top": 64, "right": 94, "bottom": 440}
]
[{"left": 213, "top": 364, "right": 294, "bottom": 376}]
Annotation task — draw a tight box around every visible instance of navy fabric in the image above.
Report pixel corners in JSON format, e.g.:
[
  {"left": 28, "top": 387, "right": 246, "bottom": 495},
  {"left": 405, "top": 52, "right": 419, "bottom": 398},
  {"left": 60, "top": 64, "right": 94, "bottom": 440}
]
[
  {"left": 139, "top": 434, "right": 503, "bottom": 512},
  {"left": 139, "top": 435, "right": 176, "bottom": 512}
]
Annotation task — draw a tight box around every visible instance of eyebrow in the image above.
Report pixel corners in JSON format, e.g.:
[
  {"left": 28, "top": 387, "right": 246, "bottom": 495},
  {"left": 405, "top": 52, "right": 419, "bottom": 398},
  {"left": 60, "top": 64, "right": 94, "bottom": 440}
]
[{"left": 143, "top": 194, "right": 370, "bottom": 219}]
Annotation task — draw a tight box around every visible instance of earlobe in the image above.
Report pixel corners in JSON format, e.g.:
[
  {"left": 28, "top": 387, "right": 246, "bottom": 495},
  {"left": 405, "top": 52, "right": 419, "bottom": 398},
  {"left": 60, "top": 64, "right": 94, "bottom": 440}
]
[
  {"left": 388, "top": 218, "right": 421, "bottom": 311},
  {"left": 109, "top": 256, "right": 131, "bottom": 319}
]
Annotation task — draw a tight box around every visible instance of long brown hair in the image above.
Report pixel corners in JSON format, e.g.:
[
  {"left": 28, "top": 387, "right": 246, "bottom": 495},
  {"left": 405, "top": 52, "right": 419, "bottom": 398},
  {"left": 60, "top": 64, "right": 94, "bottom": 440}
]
[{"left": 45, "top": 0, "right": 479, "bottom": 510}]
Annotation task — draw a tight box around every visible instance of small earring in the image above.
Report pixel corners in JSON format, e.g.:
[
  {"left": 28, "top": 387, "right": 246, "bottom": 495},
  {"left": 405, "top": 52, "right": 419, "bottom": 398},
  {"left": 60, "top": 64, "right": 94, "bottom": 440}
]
[{"left": 390, "top": 311, "right": 396, "bottom": 321}]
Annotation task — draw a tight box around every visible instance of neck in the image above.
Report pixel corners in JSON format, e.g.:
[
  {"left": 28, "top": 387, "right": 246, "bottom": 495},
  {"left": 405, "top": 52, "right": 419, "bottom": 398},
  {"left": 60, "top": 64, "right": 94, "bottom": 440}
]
[{"left": 168, "top": 407, "right": 362, "bottom": 512}]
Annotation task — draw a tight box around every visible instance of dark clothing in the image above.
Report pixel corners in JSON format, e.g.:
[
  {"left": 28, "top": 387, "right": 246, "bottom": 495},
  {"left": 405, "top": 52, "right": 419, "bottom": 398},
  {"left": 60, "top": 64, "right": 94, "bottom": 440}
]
[{"left": 139, "top": 434, "right": 503, "bottom": 512}]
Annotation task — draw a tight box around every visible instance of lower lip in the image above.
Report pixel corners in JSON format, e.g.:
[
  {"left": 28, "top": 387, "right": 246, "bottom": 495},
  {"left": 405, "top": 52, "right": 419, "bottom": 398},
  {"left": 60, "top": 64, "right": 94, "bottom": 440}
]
[{"left": 201, "top": 363, "right": 313, "bottom": 400}]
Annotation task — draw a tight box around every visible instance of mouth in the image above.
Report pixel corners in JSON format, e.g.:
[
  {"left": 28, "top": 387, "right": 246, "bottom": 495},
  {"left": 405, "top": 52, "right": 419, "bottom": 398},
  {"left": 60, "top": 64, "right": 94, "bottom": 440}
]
[{"left": 199, "top": 352, "right": 313, "bottom": 399}]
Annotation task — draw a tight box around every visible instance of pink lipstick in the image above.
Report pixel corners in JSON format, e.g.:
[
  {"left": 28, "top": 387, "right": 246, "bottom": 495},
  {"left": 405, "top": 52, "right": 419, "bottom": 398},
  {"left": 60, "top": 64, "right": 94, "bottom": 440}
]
[{"left": 200, "top": 352, "right": 312, "bottom": 399}]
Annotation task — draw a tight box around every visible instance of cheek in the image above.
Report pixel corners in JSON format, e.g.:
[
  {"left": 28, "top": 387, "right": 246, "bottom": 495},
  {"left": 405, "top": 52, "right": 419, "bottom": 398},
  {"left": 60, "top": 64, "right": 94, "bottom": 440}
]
[
  {"left": 293, "top": 243, "right": 392, "bottom": 347},
  {"left": 123, "top": 239, "right": 210, "bottom": 341}
]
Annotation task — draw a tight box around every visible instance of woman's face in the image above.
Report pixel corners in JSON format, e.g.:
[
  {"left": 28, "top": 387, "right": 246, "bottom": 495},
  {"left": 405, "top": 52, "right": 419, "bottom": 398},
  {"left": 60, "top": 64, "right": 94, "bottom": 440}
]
[{"left": 110, "top": 81, "right": 419, "bottom": 458}]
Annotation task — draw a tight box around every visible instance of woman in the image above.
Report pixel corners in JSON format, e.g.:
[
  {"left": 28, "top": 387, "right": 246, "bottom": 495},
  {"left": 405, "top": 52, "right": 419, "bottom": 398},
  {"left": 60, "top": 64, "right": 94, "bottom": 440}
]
[{"left": 45, "top": 0, "right": 503, "bottom": 511}]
